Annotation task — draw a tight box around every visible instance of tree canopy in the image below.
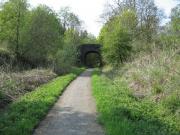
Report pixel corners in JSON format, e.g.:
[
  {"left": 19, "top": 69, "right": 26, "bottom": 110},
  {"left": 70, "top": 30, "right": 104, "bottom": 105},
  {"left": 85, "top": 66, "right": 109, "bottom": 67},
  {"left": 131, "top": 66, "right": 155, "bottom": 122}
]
[{"left": 0, "top": 0, "right": 97, "bottom": 72}]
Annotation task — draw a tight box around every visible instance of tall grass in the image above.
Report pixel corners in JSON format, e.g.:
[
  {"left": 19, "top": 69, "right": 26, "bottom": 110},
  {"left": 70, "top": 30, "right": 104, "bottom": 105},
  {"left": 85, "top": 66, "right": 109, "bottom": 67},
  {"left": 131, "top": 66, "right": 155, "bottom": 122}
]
[
  {"left": 0, "top": 68, "right": 57, "bottom": 108},
  {"left": 92, "top": 70, "right": 180, "bottom": 135},
  {"left": 124, "top": 48, "right": 180, "bottom": 98}
]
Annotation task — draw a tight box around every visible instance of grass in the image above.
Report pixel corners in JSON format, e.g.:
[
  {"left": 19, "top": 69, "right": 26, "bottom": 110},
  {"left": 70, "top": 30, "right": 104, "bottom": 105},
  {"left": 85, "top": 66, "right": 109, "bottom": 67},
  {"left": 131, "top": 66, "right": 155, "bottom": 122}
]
[
  {"left": 92, "top": 69, "right": 180, "bottom": 135},
  {"left": 0, "top": 69, "right": 57, "bottom": 108},
  {"left": 0, "top": 67, "right": 84, "bottom": 135},
  {"left": 92, "top": 46, "right": 180, "bottom": 135},
  {"left": 125, "top": 48, "right": 180, "bottom": 97}
]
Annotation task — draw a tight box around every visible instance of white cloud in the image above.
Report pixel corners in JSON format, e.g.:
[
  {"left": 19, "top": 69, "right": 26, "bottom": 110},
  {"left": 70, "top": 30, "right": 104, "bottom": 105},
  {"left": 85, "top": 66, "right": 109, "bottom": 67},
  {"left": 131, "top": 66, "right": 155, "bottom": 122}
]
[
  {"left": 155, "top": 0, "right": 178, "bottom": 16},
  {"left": 30, "top": 0, "right": 105, "bottom": 36},
  {"left": 29, "top": 0, "right": 179, "bottom": 36}
]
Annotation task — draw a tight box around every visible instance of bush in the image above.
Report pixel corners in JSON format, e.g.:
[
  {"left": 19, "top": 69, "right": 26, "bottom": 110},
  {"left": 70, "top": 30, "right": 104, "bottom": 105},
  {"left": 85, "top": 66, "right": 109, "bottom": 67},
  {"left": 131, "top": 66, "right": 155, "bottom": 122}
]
[
  {"left": 103, "top": 28, "right": 132, "bottom": 65},
  {"left": 0, "top": 48, "right": 14, "bottom": 67},
  {"left": 19, "top": 5, "right": 63, "bottom": 67},
  {"left": 99, "top": 16, "right": 132, "bottom": 66},
  {"left": 54, "top": 44, "right": 77, "bottom": 75}
]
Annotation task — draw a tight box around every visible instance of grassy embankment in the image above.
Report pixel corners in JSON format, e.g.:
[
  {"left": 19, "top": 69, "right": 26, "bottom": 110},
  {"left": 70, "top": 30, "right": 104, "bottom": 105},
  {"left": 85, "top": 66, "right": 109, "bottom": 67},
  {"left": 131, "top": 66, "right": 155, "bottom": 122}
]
[
  {"left": 0, "top": 67, "right": 84, "bottom": 135},
  {"left": 92, "top": 49, "right": 180, "bottom": 135},
  {"left": 0, "top": 69, "right": 57, "bottom": 108}
]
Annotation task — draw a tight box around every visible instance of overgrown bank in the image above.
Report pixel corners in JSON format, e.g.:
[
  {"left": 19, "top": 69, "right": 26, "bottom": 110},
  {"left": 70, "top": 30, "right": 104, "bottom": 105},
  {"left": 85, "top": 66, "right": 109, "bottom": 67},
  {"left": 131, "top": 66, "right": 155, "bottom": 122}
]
[
  {"left": 92, "top": 67, "right": 180, "bottom": 135},
  {"left": 0, "top": 68, "right": 84, "bottom": 135},
  {"left": 94, "top": 1, "right": 180, "bottom": 134},
  {"left": 0, "top": 69, "right": 57, "bottom": 109}
]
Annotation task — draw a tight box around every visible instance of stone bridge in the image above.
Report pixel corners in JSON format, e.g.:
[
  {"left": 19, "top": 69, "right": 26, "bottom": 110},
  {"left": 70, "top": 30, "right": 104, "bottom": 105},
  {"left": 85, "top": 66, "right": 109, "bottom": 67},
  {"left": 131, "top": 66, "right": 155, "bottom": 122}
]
[{"left": 78, "top": 44, "right": 102, "bottom": 67}]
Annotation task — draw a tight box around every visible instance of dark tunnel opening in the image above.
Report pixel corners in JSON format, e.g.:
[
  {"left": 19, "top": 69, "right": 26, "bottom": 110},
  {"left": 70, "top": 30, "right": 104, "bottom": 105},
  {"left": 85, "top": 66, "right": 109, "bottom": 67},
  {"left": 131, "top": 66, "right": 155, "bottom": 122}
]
[{"left": 85, "top": 52, "right": 101, "bottom": 68}]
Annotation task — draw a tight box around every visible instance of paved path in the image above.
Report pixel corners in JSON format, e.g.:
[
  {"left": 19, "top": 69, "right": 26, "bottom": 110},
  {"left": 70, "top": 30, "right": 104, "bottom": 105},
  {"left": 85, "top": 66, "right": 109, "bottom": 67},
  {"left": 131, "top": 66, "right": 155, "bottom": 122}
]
[{"left": 33, "top": 69, "right": 104, "bottom": 135}]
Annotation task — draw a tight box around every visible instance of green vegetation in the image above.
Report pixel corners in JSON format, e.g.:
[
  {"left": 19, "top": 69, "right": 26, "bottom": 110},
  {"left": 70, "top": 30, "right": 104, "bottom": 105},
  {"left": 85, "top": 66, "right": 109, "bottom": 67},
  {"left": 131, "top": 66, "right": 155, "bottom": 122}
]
[
  {"left": 0, "top": 0, "right": 179, "bottom": 134},
  {"left": 0, "top": 0, "right": 96, "bottom": 72},
  {"left": 94, "top": 0, "right": 180, "bottom": 134},
  {"left": 98, "top": 0, "right": 179, "bottom": 65},
  {"left": 0, "top": 0, "right": 94, "bottom": 109},
  {"left": 171, "top": 4, "right": 180, "bottom": 32},
  {"left": 0, "top": 67, "right": 84, "bottom": 135},
  {"left": 0, "top": 48, "right": 13, "bottom": 67},
  {"left": 92, "top": 69, "right": 180, "bottom": 135},
  {"left": 0, "top": 69, "right": 57, "bottom": 108},
  {"left": 99, "top": 11, "right": 133, "bottom": 65}
]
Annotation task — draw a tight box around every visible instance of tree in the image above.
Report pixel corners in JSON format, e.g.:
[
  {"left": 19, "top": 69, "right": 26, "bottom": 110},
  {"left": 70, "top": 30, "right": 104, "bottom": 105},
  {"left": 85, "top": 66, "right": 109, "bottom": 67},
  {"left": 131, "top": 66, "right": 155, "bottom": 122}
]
[
  {"left": 64, "top": 29, "right": 81, "bottom": 46},
  {"left": 21, "top": 5, "right": 63, "bottom": 66},
  {"left": 136, "top": 0, "right": 161, "bottom": 41},
  {"left": 80, "top": 30, "right": 97, "bottom": 44},
  {"left": 59, "top": 7, "right": 82, "bottom": 31},
  {"left": 0, "top": 0, "right": 28, "bottom": 58},
  {"left": 102, "top": 0, "right": 161, "bottom": 42},
  {"left": 171, "top": 4, "right": 180, "bottom": 32},
  {"left": 99, "top": 16, "right": 132, "bottom": 65},
  {"left": 54, "top": 44, "right": 77, "bottom": 74},
  {"left": 119, "top": 9, "right": 138, "bottom": 38}
]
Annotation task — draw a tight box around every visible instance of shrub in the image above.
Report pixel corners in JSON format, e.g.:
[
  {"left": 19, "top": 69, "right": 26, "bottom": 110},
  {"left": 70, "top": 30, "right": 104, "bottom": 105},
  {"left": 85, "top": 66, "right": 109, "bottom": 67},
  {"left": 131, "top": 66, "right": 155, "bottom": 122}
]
[
  {"left": 0, "top": 48, "right": 14, "bottom": 67},
  {"left": 99, "top": 16, "right": 132, "bottom": 66},
  {"left": 54, "top": 44, "right": 77, "bottom": 75},
  {"left": 103, "top": 27, "right": 132, "bottom": 65}
]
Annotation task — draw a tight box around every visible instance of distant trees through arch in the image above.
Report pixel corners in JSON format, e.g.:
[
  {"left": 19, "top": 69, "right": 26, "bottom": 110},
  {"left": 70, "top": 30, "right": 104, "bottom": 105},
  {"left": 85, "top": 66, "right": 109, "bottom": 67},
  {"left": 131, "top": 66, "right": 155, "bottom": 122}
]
[{"left": 79, "top": 44, "right": 102, "bottom": 67}]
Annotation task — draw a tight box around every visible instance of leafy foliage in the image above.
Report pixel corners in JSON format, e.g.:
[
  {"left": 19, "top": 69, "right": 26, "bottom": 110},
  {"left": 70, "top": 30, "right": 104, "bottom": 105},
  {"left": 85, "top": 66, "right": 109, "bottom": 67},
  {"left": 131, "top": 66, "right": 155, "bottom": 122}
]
[
  {"left": 54, "top": 44, "right": 77, "bottom": 75},
  {"left": 0, "top": 1, "right": 96, "bottom": 68},
  {"left": 96, "top": 1, "right": 180, "bottom": 135},
  {"left": 21, "top": 5, "right": 63, "bottom": 66},
  {"left": 0, "top": 0, "right": 28, "bottom": 56},
  {"left": 99, "top": 15, "right": 132, "bottom": 65},
  {"left": 58, "top": 7, "right": 82, "bottom": 31}
]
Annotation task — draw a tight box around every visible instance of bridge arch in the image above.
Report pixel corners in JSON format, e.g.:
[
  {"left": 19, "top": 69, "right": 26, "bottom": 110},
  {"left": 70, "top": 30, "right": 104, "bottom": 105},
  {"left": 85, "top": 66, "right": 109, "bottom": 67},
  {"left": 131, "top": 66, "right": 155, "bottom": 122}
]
[{"left": 79, "top": 44, "right": 102, "bottom": 67}]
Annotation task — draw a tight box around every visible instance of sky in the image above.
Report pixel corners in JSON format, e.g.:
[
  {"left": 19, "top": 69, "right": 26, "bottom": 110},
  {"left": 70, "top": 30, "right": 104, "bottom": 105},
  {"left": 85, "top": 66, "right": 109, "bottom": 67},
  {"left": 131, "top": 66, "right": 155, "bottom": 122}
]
[{"left": 30, "top": 0, "right": 179, "bottom": 37}]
